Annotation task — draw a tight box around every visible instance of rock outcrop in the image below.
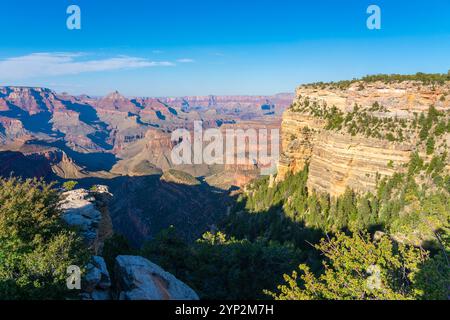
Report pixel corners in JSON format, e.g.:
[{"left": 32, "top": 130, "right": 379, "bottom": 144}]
[
  {"left": 81, "top": 255, "right": 200, "bottom": 301},
  {"left": 115, "top": 255, "right": 199, "bottom": 300},
  {"left": 277, "top": 80, "right": 450, "bottom": 196},
  {"left": 59, "top": 186, "right": 113, "bottom": 254},
  {"left": 292, "top": 80, "right": 450, "bottom": 114},
  {"left": 59, "top": 187, "right": 200, "bottom": 301},
  {"left": 277, "top": 110, "right": 414, "bottom": 196}
]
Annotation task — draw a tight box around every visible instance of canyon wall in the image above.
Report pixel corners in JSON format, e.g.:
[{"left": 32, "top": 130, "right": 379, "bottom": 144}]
[{"left": 277, "top": 80, "right": 450, "bottom": 196}]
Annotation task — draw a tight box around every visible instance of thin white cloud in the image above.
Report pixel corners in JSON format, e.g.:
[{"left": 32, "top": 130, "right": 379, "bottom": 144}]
[
  {"left": 0, "top": 52, "right": 175, "bottom": 80},
  {"left": 177, "top": 58, "right": 195, "bottom": 63}
]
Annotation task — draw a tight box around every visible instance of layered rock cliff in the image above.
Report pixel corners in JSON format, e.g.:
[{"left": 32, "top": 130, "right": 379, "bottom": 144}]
[{"left": 277, "top": 80, "right": 450, "bottom": 196}]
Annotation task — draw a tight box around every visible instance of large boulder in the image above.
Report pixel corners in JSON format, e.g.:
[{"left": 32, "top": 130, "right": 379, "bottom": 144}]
[{"left": 115, "top": 255, "right": 199, "bottom": 300}]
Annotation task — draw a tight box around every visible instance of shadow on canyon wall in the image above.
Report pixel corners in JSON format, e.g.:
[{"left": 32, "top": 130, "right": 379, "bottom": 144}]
[
  {"left": 75, "top": 174, "right": 232, "bottom": 247},
  {"left": 31, "top": 140, "right": 118, "bottom": 172},
  {"left": 58, "top": 99, "right": 114, "bottom": 150}
]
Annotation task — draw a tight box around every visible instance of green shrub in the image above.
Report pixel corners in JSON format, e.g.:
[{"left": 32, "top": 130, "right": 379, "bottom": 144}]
[
  {"left": 0, "top": 178, "right": 89, "bottom": 300},
  {"left": 62, "top": 181, "right": 78, "bottom": 191},
  {"left": 267, "top": 232, "right": 449, "bottom": 300}
]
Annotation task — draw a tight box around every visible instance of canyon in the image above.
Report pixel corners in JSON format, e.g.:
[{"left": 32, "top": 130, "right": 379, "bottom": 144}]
[
  {"left": 1, "top": 76, "right": 449, "bottom": 301},
  {"left": 0, "top": 86, "right": 292, "bottom": 245},
  {"left": 0, "top": 86, "right": 292, "bottom": 183},
  {"left": 1, "top": 79, "right": 449, "bottom": 245}
]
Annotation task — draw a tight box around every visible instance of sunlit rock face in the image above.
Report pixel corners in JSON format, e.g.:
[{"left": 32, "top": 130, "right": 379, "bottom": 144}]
[
  {"left": 277, "top": 81, "right": 450, "bottom": 197},
  {"left": 59, "top": 186, "right": 113, "bottom": 254},
  {"left": 115, "top": 255, "right": 199, "bottom": 300},
  {"left": 0, "top": 86, "right": 293, "bottom": 181}
]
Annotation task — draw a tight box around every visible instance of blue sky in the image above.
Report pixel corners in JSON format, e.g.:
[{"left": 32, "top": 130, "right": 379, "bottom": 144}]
[{"left": 0, "top": 0, "right": 450, "bottom": 96}]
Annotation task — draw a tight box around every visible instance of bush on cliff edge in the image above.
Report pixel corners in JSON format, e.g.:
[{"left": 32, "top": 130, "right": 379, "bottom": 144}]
[{"left": 0, "top": 177, "right": 89, "bottom": 300}]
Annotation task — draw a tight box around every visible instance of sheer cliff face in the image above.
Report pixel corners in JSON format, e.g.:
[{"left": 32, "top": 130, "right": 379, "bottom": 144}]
[
  {"left": 277, "top": 110, "right": 414, "bottom": 196},
  {"left": 293, "top": 80, "right": 450, "bottom": 114},
  {"left": 277, "top": 81, "right": 450, "bottom": 197}
]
